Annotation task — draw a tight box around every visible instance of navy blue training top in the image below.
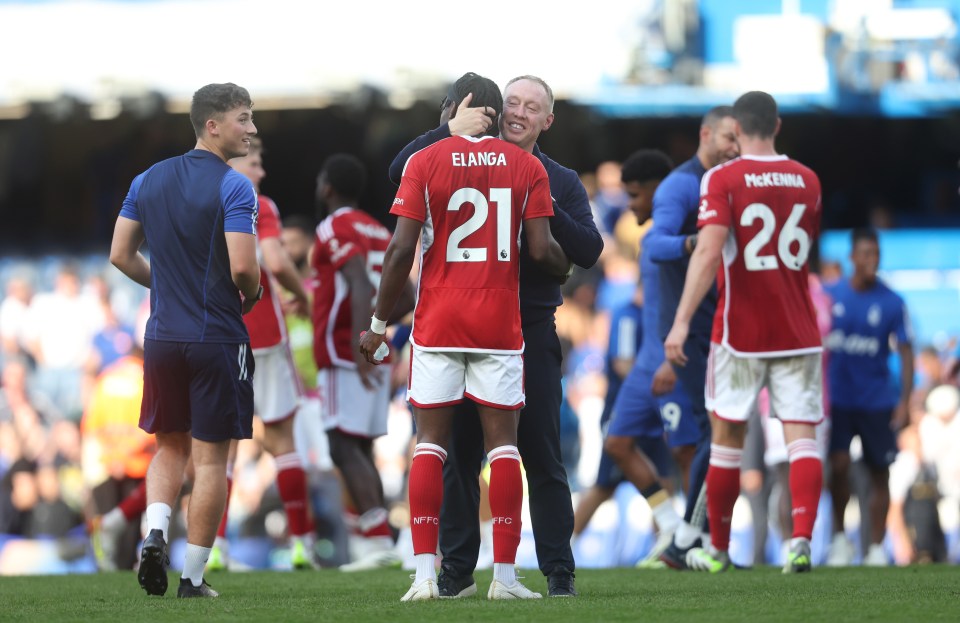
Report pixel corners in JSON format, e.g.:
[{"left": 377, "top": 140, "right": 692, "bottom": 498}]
[
  {"left": 645, "top": 155, "right": 717, "bottom": 340},
  {"left": 389, "top": 124, "right": 603, "bottom": 326},
  {"left": 119, "top": 149, "right": 258, "bottom": 343}
]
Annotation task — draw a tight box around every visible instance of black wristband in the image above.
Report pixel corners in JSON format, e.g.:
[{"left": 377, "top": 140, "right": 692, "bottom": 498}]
[{"left": 246, "top": 284, "right": 263, "bottom": 301}]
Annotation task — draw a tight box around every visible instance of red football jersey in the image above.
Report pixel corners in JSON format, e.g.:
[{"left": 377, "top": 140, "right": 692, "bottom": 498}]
[
  {"left": 312, "top": 207, "right": 391, "bottom": 368},
  {"left": 391, "top": 135, "right": 554, "bottom": 353},
  {"left": 243, "top": 195, "right": 287, "bottom": 350},
  {"left": 698, "top": 155, "right": 822, "bottom": 356}
]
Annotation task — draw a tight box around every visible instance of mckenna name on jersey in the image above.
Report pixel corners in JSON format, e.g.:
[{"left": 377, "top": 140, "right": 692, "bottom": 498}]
[
  {"left": 451, "top": 152, "right": 508, "bottom": 167},
  {"left": 743, "top": 172, "right": 807, "bottom": 188}
]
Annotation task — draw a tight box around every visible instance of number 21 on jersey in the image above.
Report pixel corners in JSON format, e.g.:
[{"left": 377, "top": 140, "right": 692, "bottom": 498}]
[{"left": 446, "top": 187, "right": 512, "bottom": 263}]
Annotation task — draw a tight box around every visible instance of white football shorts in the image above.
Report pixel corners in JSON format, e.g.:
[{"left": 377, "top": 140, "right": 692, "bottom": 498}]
[
  {"left": 317, "top": 365, "right": 391, "bottom": 438},
  {"left": 252, "top": 343, "right": 302, "bottom": 424},
  {"left": 706, "top": 343, "right": 823, "bottom": 425},
  {"left": 407, "top": 347, "right": 524, "bottom": 410}
]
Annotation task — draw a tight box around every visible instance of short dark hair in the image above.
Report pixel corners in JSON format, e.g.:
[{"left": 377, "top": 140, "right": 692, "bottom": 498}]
[
  {"left": 320, "top": 153, "right": 367, "bottom": 201},
  {"left": 733, "top": 91, "right": 778, "bottom": 138},
  {"left": 448, "top": 72, "right": 503, "bottom": 137},
  {"left": 851, "top": 226, "right": 879, "bottom": 247},
  {"left": 620, "top": 150, "right": 673, "bottom": 184},
  {"left": 282, "top": 213, "right": 316, "bottom": 236},
  {"left": 702, "top": 105, "right": 734, "bottom": 129},
  {"left": 189, "top": 83, "right": 252, "bottom": 138}
]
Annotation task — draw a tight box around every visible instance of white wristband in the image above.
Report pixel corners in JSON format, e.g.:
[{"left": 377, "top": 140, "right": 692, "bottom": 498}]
[{"left": 370, "top": 315, "right": 387, "bottom": 335}]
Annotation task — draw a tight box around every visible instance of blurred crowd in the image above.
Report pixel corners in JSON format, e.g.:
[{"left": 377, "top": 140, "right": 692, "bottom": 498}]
[{"left": 1, "top": 158, "right": 959, "bottom": 573}]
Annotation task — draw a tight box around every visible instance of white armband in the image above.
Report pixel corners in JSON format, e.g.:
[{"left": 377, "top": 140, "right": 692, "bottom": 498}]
[{"left": 370, "top": 315, "right": 387, "bottom": 335}]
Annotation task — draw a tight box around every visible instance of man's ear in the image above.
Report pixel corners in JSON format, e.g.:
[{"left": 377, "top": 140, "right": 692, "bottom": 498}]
[
  {"left": 448, "top": 100, "right": 459, "bottom": 120},
  {"left": 542, "top": 112, "right": 555, "bottom": 132}
]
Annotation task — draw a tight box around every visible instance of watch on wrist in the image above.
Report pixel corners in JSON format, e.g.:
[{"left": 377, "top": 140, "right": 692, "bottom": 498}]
[{"left": 247, "top": 284, "right": 263, "bottom": 302}]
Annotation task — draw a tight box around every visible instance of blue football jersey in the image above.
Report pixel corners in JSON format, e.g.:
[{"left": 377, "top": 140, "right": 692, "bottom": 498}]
[
  {"left": 825, "top": 278, "right": 912, "bottom": 410},
  {"left": 120, "top": 149, "right": 258, "bottom": 343},
  {"left": 601, "top": 298, "right": 644, "bottom": 424}
]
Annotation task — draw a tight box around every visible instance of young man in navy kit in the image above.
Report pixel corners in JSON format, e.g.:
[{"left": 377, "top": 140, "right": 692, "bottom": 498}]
[
  {"left": 388, "top": 74, "right": 603, "bottom": 597},
  {"left": 825, "top": 228, "right": 913, "bottom": 567},
  {"left": 110, "top": 82, "right": 261, "bottom": 598}
]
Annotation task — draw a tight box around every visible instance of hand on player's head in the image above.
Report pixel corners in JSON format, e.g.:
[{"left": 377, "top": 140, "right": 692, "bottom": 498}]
[{"left": 448, "top": 93, "right": 496, "bottom": 138}]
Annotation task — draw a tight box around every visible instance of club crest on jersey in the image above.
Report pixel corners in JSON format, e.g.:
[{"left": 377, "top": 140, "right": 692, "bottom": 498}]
[
  {"left": 867, "top": 304, "right": 882, "bottom": 327},
  {"left": 330, "top": 239, "right": 355, "bottom": 263}
]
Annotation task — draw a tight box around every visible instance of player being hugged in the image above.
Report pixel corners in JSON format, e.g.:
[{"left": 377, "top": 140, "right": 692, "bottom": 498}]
[
  {"left": 665, "top": 91, "right": 825, "bottom": 574},
  {"left": 359, "top": 72, "right": 569, "bottom": 602}
]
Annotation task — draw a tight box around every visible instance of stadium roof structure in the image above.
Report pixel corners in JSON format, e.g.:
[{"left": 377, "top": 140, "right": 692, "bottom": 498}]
[{"left": 4, "top": 0, "right": 960, "bottom": 120}]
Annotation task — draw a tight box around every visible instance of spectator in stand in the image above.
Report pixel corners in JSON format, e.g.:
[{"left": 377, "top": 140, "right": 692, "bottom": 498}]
[
  {"left": 23, "top": 264, "right": 105, "bottom": 421},
  {"left": 593, "top": 161, "right": 630, "bottom": 235},
  {"left": 0, "top": 458, "right": 39, "bottom": 535},
  {"left": 1, "top": 358, "right": 64, "bottom": 434},
  {"left": 0, "top": 275, "right": 34, "bottom": 362}
]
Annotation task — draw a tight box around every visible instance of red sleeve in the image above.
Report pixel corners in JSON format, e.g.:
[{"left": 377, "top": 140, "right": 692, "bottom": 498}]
[
  {"left": 256, "top": 196, "right": 281, "bottom": 240},
  {"left": 697, "top": 165, "right": 733, "bottom": 229},
  {"left": 522, "top": 158, "right": 554, "bottom": 220},
  {"left": 390, "top": 152, "right": 428, "bottom": 223}
]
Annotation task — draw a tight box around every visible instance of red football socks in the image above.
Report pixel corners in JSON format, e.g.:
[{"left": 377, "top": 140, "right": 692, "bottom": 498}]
[
  {"left": 118, "top": 480, "right": 147, "bottom": 521},
  {"left": 275, "top": 452, "right": 314, "bottom": 537},
  {"left": 787, "top": 438, "right": 822, "bottom": 541},
  {"left": 487, "top": 445, "right": 523, "bottom": 564},
  {"left": 706, "top": 443, "right": 743, "bottom": 552},
  {"left": 408, "top": 443, "right": 446, "bottom": 555}
]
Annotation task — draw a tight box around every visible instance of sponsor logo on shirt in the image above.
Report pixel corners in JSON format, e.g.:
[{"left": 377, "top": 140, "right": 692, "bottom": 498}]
[
  {"left": 825, "top": 330, "right": 880, "bottom": 356},
  {"left": 352, "top": 222, "right": 391, "bottom": 240},
  {"left": 698, "top": 199, "right": 717, "bottom": 220}
]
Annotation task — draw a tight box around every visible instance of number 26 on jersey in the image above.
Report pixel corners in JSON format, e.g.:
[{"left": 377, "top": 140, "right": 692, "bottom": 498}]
[{"left": 741, "top": 202, "right": 811, "bottom": 271}]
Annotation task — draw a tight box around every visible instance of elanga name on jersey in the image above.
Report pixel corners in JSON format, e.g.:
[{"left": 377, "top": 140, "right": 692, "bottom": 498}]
[{"left": 451, "top": 151, "right": 507, "bottom": 167}]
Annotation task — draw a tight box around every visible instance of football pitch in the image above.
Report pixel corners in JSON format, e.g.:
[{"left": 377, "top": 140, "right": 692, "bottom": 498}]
[{"left": 1, "top": 566, "right": 957, "bottom": 623}]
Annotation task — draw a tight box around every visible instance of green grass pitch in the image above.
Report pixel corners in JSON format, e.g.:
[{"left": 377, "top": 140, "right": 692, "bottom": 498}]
[{"left": 1, "top": 566, "right": 957, "bottom": 623}]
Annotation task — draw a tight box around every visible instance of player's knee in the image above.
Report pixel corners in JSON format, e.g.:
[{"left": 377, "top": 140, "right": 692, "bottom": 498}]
[
  {"left": 830, "top": 451, "right": 852, "bottom": 475},
  {"left": 603, "top": 435, "right": 631, "bottom": 459}
]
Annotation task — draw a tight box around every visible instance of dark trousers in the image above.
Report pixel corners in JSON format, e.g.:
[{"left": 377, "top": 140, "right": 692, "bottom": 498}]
[
  {"left": 439, "top": 317, "right": 575, "bottom": 577},
  {"left": 671, "top": 329, "right": 712, "bottom": 525}
]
